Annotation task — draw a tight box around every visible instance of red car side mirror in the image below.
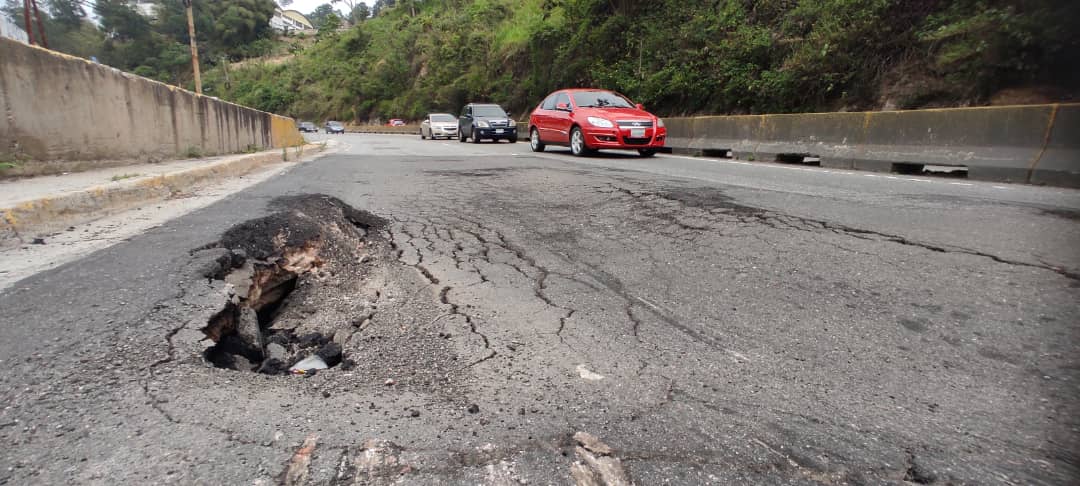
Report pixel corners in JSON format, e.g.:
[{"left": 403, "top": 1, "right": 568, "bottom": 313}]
[
  {"left": 556, "top": 102, "right": 570, "bottom": 111},
  {"left": 636, "top": 103, "right": 644, "bottom": 110}
]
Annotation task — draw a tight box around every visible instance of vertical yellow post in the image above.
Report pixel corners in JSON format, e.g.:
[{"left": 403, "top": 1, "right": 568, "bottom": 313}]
[{"left": 183, "top": 0, "right": 203, "bottom": 95}]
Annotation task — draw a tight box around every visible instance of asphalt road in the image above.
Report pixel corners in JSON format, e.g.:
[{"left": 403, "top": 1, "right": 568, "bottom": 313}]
[{"left": 1, "top": 133, "right": 1078, "bottom": 485}]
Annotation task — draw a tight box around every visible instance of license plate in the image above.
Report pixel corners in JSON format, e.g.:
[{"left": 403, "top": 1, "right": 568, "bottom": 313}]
[
  {"left": 630, "top": 128, "right": 646, "bottom": 138},
  {"left": 495, "top": 129, "right": 504, "bottom": 134}
]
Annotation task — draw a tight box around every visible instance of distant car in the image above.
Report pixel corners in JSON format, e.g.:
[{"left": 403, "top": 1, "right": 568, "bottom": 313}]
[
  {"left": 324, "top": 121, "right": 345, "bottom": 134},
  {"left": 528, "top": 88, "right": 666, "bottom": 157},
  {"left": 388, "top": 119, "right": 406, "bottom": 126},
  {"left": 458, "top": 103, "right": 517, "bottom": 143},
  {"left": 420, "top": 113, "right": 458, "bottom": 140},
  {"left": 298, "top": 121, "right": 318, "bottom": 133}
]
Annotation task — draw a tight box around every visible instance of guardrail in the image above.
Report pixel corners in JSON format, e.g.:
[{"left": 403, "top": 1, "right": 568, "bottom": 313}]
[
  {"left": 663, "top": 103, "right": 1080, "bottom": 187},
  {"left": 346, "top": 125, "right": 421, "bottom": 135}
]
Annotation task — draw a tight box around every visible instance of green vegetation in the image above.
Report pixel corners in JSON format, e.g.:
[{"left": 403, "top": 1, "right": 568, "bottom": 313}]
[
  {"left": 204, "top": 0, "right": 1078, "bottom": 122},
  {"left": 109, "top": 173, "right": 142, "bottom": 181},
  {"left": 0, "top": 150, "right": 28, "bottom": 173},
  {"left": 7, "top": 1, "right": 1077, "bottom": 120},
  {"left": 2, "top": 0, "right": 279, "bottom": 88},
  {"left": 184, "top": 145, "right": 204, "bottom": 158}
]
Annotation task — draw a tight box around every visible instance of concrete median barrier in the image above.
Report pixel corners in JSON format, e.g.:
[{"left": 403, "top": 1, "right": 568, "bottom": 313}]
[
  {"left": 664, "top": 103, "right": 1080, "bottom": 187},
  {"left": 0, "top": 37, "right": 304, "bottom": 178},
  {"left": 346, "top": 125, "right": 421, "bottom": 135}
]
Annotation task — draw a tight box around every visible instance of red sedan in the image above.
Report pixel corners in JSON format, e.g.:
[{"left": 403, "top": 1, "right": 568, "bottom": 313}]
[{"left": 528, "top": 89, "right": 666, "bottom": 157}]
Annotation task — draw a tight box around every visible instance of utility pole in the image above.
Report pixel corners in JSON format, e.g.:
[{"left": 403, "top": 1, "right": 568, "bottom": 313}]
[
  {"left": 182, "top": 0, "right": 203, "bottom": 95},
  {"left": 30, "top": 0, "right": 47, "bottom": 48},
  {"left": 22, "top": 0, "right": 34, "bottom": 45}
]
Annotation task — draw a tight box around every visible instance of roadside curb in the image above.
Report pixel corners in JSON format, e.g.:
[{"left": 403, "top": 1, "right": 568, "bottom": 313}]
[{"left": 0, "top": 143, "right": 326, "bottom": 244}]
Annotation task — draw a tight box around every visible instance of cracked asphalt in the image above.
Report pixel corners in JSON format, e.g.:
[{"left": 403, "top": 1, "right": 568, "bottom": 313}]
[{"left": 1, "top": 133, "right": 1078, "bottom": 485}]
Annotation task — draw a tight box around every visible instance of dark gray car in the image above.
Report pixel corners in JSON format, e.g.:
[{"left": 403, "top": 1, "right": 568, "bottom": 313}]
[
  {"left": 458, "top": 104, "right": 517, "bottom": 143},
  {"left": 324, "top": 121, "right": 345, "bottom": 134}
]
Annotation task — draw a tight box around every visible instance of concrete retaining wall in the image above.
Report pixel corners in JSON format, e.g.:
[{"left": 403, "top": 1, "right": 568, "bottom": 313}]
[
  {"left": 664, "top": 104, "right": 1080, "bottom": 187},
  {"left": 0, "top": 37, "right": 305, "bottom": 177}
]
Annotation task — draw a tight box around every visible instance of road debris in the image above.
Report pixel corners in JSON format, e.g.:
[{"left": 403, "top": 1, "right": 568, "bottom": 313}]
[
  {"left": 354, "top": 439, "right": 406, "bottom": 480},
  {"left": 576, "top": 364, "right": 605, "bottom": 381},
  {"left": 289, "top": 355, "right": 329, "bottom": 374},
  {"left": 571, "top": 432, "right": 631, "bottom": 486},
  {"left": 280, "top": 434, "right": 318, "bottom": 486}
]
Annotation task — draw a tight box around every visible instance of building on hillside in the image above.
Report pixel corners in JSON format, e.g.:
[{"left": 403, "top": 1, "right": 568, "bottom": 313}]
[
  {"left": 270, "top": 9, "right": 314, "bottom": 33},
  {"left": 1, "top": 15, "right": 28, "bottom": 43}
]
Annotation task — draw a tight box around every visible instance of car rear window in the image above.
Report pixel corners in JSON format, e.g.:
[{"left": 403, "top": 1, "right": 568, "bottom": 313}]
[
  {"left": 431, "top": 114, "right": 455, "bottom": 122},
  {"left": 571, "top": 91, "right": 634, "bottom": 108},
  {"left": 473, "top": 106, "right": 507, "bottom": 117}
]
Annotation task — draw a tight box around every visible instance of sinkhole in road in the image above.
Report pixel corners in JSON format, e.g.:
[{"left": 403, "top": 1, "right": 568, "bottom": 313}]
[{"left": 198, "top": 194, "right": 387, "bottom": 375}]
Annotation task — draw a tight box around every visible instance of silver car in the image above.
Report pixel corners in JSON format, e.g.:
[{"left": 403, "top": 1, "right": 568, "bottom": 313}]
[{"left": 420, "top": 113, "right": 459, "bottom": 140}]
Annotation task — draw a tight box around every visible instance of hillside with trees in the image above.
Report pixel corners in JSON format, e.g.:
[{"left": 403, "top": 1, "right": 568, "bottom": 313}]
[
  {"left": 208, "top": 0, "right": 1078, "bottom": 122},
  {"left": 6, "top": 0, "right": 1078, "bottom": 122},
  {"left": 2, "top": 0, "right": 279, "bottom": 86}
]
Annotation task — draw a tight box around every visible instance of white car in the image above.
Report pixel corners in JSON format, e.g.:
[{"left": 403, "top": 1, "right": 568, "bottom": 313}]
[{"left": 421, "top": 113, "right": 459, "bottom": 140}]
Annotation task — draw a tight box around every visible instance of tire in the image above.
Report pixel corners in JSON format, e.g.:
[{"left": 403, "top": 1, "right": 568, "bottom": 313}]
[
  {"left": 570, "top": 126, "right": 589, "bottom": 156},
  {"left": 530, "top": 128, "right": 545, "bottom": 152},
  {"left": 638, "top": 149, "right": 657, "bottom": 157},
  {"left": 508, "top": 135, "right": 517, "bottom": 143},
  {"left": 471, "top": 126, "right": 481, "bottom": 143}
]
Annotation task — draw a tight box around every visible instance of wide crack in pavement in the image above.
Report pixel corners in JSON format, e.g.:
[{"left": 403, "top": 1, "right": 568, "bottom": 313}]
[{"left": 119, "top": 172, "right": 1080, "bottom": 485}]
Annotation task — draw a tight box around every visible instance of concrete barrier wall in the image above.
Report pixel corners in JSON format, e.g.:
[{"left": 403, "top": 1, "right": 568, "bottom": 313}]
[
  {"left": 0, "top": 37, "right": 304, "bottom": 177},
  {"left": 664, "top": 104, "right": 1080, "bottom": 187},
  {"left": 345, "top": 121, "right": 528, "bottom": 136},
  {"left": 347, "top": 125, "right": 421, "bottom": 135}
]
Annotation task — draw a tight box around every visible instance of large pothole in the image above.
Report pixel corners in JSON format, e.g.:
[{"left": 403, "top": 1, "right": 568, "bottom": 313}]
[{"left": 199, "top": 194, "right": 386, "bottom": 375}]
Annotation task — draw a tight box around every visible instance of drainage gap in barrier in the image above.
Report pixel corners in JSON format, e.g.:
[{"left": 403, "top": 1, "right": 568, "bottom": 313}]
[
  {"left": 922, "top": 164, "right": 969, "bottom": 178},
  {"left": 892, "top": 163, "right": 925, "bottom": 175},
  {"left": 776, "top": 153, "right": 821, "bottom": 166},
  {"left": 702, "top": 148, "right": 733, "bottom": 158}
]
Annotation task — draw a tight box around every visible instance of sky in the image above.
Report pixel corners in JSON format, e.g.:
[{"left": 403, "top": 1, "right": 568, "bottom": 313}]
[{"left": 280, "top": 0, "right": 349, "bottom": 16}]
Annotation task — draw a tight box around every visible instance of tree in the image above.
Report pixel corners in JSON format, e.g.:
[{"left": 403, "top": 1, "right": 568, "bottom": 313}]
[
  {"left": 307, "top": 3, "right": 336, "bottom": 29},
  {"left": 349, "top": 2, "right": 369, "bottom": 23},
  {"left": 48, "top": 0, "right": 86, "bottom": 30},
  {"left": 204, "top": 0, "right": 277, "bottom": 50},
  {"left": 317, "top": 11, "right": 341, "bottom": 38},
  {"left": 94, "top": 0, "right": 150, "bottom": 41}
]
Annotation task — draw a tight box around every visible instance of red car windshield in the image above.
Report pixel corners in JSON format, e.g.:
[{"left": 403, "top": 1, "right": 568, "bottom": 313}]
[{"left": 571, "top": 91, "right": 634, "bottom": 109}]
